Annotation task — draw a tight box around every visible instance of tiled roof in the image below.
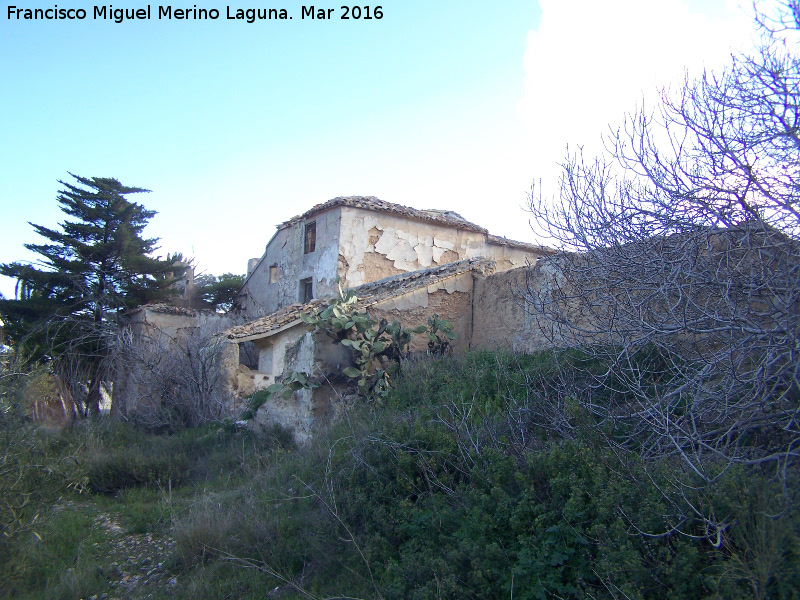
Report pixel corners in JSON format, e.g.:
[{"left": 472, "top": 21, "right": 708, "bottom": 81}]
[
  {"left": 487, "top": 234, "right": 556, "bottom": 254},
  {"left": 226, "top": 258, "right": 495, "bottom": 341},
  {"left": 132, "top": 303, "right": 200, "bottom": 317},
  {"left": 279, "top": 196, "right": 488, "bottom": 233}
]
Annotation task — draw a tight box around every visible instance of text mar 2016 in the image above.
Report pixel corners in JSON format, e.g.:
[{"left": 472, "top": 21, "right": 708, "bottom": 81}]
[{"left": 6, "top": 5, "right": 385, "bottom": 23}]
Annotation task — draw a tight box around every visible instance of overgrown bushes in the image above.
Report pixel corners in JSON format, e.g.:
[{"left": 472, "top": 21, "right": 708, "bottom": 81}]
[
  {"left": 168, "top": 351, "right": 800, "bottom": 599},
  {"left": 115, "top": 322, "right": 235, "bottom": 431},
  {"left": 0, "top": 400, "right": 292, "bottom": 598},
  {"left": 2, "top": 351, "right": 798, "bottom": 599},
  {"left": 0, "top": 368, "right": 81, "bottom": 561}
]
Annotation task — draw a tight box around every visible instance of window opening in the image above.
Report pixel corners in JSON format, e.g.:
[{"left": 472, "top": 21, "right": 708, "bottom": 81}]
[
  {"left": 304, "top": 222, "right": 316, "bottom": 254},
  {"left": 269, "top": 265, "right": 278, "bottom": 284},
  {"left": 300, "top": 277, "right": 313, "bottom": 303},
  {"left": 238, "top": 341, "right": 259, "bottom": 370}
]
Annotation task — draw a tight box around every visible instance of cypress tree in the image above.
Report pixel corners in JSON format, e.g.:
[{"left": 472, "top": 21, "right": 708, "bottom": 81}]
[{"left": 0, "top": 174, "right": 185, "bottom": 415}]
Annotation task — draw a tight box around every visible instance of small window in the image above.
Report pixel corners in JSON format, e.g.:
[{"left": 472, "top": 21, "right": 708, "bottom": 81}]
[
  {"left": 300, "top": 278, "right": 313, "bottom": 303},
  {"left": 304, "top": 222, "right": 316, "bottom": 254},
  {"left": 269, "top": 265, "right": 278, "bottom": 284}
]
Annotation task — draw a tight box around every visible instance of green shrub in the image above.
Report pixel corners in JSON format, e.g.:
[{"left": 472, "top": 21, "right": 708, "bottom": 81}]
[
  {"left": 85, "top": 448, "right": 190, "bottom": 493},
  {"left": 166, "top": 352, "right": 799, "bottom": 599},
  {"left": 3, "top": 351, "right": 798, "bottom": 600}
]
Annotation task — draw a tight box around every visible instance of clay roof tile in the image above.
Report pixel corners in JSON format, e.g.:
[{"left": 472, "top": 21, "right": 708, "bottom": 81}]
[
  {"left": 225, "top": 258, "right": 495, "bottom": 341},
  {"left": 279, "top": 196, "right": 488, "bottom": 233}
]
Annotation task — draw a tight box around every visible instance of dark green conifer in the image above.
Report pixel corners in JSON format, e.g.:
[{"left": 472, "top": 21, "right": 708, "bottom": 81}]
[
  {"left": 0, "top": 174, "right": 184, "bottom": 415},
  {"left": 194, "top": 272, "right": 245, "bottom": 312}
]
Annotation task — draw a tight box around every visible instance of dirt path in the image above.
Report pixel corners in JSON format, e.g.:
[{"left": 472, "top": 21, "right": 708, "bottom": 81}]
[{"left": 87, "top": 512, "right": 179, "bottom": 600}]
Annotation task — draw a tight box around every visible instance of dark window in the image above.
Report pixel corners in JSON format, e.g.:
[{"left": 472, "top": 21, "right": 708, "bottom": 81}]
[
  {"left": 238, "top": 342, "right": 259, "bottom": 370},
  {"left": 304, "top": 222, "right": 316, "bottom": 254},
  {"left": 300, "top": 278, "right": 313, "bottom": 303}
]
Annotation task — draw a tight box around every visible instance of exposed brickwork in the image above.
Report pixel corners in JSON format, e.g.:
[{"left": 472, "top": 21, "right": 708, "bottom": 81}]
[{"left": 226, "top": 258, "right": 495, "bottom": 342}]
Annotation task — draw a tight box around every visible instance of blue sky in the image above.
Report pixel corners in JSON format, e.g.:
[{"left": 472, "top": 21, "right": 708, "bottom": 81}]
[{"left": 1, "top": 0, "right": 752, "bottom": 298}]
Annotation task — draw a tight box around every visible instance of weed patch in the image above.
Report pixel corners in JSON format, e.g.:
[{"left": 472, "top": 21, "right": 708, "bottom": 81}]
[{"left": 2, "top": 352, "right": 798, "bottom": 599}]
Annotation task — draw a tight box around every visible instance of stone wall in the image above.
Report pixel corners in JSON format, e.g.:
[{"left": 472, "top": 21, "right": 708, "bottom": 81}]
[
  {"left": 238, "top": 208, "right": 342, "bottom": 316},
  {"left": 471, "top": 263, "right": 558, "bottom": 354}
]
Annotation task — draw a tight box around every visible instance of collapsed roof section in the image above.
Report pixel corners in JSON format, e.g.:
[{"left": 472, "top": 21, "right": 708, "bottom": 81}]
[{"left": 226, "top": 257, "right": 495, "bottom": 342}]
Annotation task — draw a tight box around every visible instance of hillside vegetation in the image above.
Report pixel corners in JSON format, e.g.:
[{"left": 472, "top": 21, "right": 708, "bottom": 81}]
[{"left": 2, "top": 351, "right": 798, "bottom": 599}]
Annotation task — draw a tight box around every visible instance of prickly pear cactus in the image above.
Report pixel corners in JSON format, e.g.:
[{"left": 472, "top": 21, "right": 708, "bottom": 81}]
[{"left": 299, "top": 281, "right": 430, "bottom": 401}]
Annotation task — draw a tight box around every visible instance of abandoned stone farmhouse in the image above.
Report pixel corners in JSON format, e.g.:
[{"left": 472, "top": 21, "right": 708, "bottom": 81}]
[{"left": 117, "top": 196, "right": 558, "bottom": 440}]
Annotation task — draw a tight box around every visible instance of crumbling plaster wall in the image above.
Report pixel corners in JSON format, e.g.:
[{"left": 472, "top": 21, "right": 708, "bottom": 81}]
[
  {"left": 250, "top": 330, "right": 319, "bottom": 442},
  {"left": 337, "top": 207, "right": 542, "bottom": 288},
  {"left": 234, "top": 325, "right": 306, "bottom": 397},
  {"left": 240, "top": 210, "right": 342, "bottom": 316},
  {"left": 240, "top": 205, "right": 546, "bottom": 320},
  {"left": 471, "top": 263, "right": 566, "bottom": 354},
  {"left": 367, "top": 271, "right": 476, "bottom": 353},
  {"left": 248, "top": 330, "right": 355, "bottom": 443},
  {"left": 338, "top": 207, "right": 487, "bottom": 287}
]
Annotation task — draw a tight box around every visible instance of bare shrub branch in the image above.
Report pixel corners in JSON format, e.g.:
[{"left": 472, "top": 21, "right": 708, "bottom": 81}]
[
  {"left": 114, "top": 321, "right": 234, "bottom": 430},
  {"left": 524, "top": 0, "right": 800, "bottom": 536}
]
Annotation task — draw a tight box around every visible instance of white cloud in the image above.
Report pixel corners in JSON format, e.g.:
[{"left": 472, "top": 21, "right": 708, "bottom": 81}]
[{"left": 519, "top": 0, "right": 753, "bottom": 187}]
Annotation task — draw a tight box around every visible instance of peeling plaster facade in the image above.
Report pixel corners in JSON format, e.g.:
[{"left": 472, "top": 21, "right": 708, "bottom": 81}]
[
  {"left": 118, "top": 197, "right": 558, "bottom": 443},
  {"left": 219, "top": 197, "right": 559, "bottom": 441},
  {"left": 236, "top": 206, "right": 343, "bottom": 317},
  {"left": 235, "top": 197, "right": 548, "bottom": 319}
]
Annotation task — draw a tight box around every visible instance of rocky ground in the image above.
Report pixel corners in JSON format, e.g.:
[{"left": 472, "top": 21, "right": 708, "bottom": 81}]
[
  {"left": 89, "top": 513, "right": 178, "bottom": 600},
  {"left": 50, "top": 504, "right": 181, "bottom": 600}
]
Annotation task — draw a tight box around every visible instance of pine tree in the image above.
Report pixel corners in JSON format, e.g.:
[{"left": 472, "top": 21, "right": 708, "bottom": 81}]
[
  {"left": 0, "top": 174, "right": 184, "bottom": 415},
  {"left": 194, "top": 272, "right": 245, "bottom": 312}
]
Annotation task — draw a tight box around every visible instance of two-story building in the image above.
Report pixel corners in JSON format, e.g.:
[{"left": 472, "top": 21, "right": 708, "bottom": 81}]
[
  {"left": 234, "top": 196, "right": 547, "bottom": 317},
  {"left": 115, "top": 196, "right": 559, "bottom": 440}
]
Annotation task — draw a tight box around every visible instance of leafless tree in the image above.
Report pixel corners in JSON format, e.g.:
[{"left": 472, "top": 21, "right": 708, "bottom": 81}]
[
  {"left": 114, "top": 321, "right": 235, "bottom": 430},
  {"left": 5, "top": 312, "right": 121, "bottom": 419},
  {"left": 525, "top": 1, "right": 799, "bottom": 535}
]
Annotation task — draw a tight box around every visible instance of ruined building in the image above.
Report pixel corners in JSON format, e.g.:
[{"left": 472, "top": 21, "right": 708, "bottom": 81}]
[
  {"left": 116, "top": 196, "right": 558, "bottom": 440},
  {"left": 234, "top": 196, "right": 545, "bottom": 317}
]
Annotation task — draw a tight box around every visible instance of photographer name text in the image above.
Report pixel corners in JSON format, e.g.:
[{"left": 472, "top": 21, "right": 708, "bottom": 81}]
[{"left": 7, "top": 4, "right": 384, "bottom": 23}]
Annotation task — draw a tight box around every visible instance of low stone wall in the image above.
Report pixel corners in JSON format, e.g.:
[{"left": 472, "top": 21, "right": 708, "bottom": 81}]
[{"left": 471, "top": 264, "right": 560, "bottom": 354}]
